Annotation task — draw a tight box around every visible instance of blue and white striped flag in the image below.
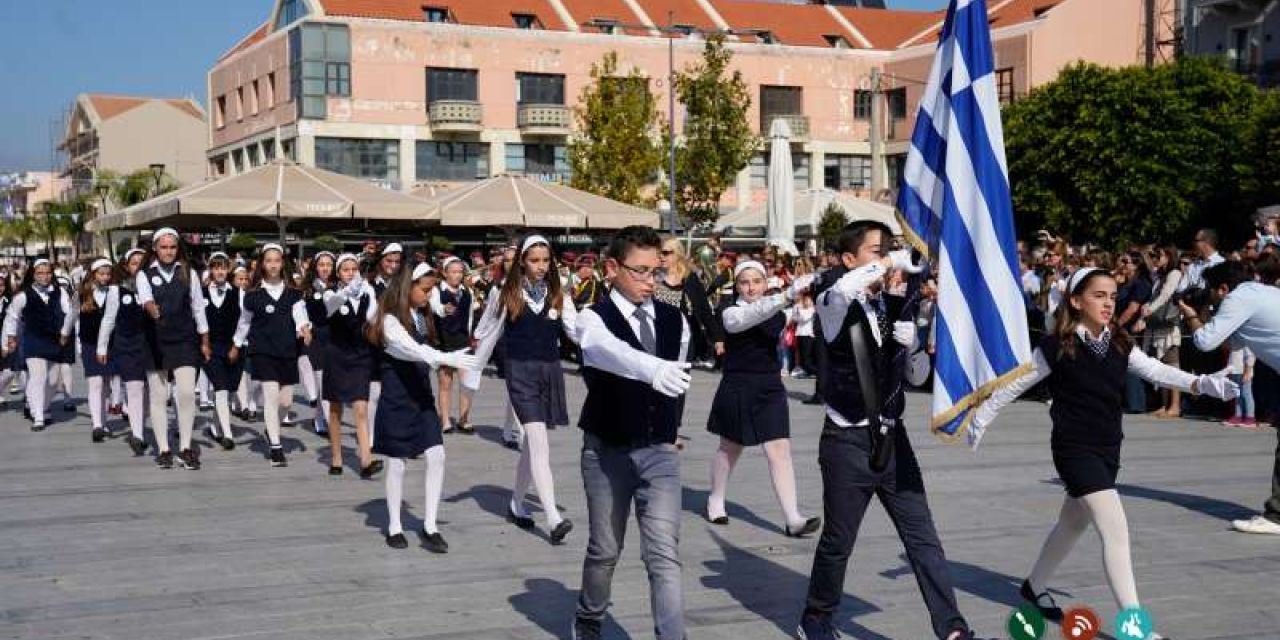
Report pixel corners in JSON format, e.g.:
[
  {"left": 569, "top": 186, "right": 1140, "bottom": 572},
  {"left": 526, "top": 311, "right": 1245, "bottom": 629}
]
[{"left": 896, "top": 0, "right": 1032, "bottom": 448}]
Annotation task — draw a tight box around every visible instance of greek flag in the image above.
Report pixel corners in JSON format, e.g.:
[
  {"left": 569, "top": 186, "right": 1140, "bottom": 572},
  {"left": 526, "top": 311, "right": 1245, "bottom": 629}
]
[{"left": 896, "top": 0, "right": 1031, "bottom": 448}]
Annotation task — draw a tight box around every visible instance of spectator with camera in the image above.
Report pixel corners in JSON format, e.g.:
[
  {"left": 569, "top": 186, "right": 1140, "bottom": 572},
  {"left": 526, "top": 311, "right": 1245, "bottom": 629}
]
[{"left": 1180, "top": 260, "right": 1280, "bottom": 535}]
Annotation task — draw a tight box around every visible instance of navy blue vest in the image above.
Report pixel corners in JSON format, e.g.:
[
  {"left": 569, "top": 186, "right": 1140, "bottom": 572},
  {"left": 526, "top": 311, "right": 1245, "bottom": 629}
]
[
  {"left": 305, "top": 289, "right": 331, "bottom": 331},
  {"left": 78, "top": 288, "right": 109, "bottom": 348},
  {"left": 329, "top": 291, "right": 372, "bottom": 358},
  {"left": 504, "top": 300, "right": 562, "bottom": 362},
  {"left": 20, "top": 286, "right": 64, "bottom": 359},
  {"left": 112, "top": 288, "right": 146, "bottom": 355},
  {"left": 579, "top": 296, "right": 683, "bottom": 447},
  {"left": 721, "top": 303, "right": 785, "bottom": 375},
  {"left": 146, "top": 265, "right": 197, "bottom": 345},
  {"left": 381, "top": 314, "right": 434, "bottom": 402},
  {"left": 1042, "top": 334, "right": 1129, "bottom": 449},
  {"left": 243, "top": 287, "right": 302, "bottom": 359},
  {"left": 203, "top": 284, "right": 242, "bottom": 351},
  {"left": 436, "top": 285, "right": 472, "bottom": 338},
  {"left": 816, "top": 268, "right": 901, "bottom": 425}
]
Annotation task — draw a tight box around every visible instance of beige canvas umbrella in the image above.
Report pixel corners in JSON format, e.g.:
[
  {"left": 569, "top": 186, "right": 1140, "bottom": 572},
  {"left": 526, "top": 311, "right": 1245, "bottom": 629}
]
[
  {"left": 87, "top": 160, "right": 436, "bottom": 233},
  {"left": 716, "top": 188, "right": 901, "bottom": 237},
  {"left": 419, "top": 176, "right": 658, "bottom": 230}
]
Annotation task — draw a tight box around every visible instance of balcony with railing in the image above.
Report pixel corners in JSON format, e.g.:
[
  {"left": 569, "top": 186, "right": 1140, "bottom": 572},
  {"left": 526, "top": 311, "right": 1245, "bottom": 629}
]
[
  {"left": 428, "top": 100, "right": 483, "bottom": 133},
  {"left": 761, "top": 113, "right": 810, "bottom": 142},
  {"left": 517, "top": 104, "right": 571, "bottom": 136}
]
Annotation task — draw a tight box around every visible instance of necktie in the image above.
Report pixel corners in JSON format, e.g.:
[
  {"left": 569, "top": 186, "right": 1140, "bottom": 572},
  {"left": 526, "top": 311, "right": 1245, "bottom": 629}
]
[
  {"left": 634, "top": 306, "right": 656, "bottom": 354},
  {"left": 412, "top": 310, "right": 426, "bottom": 337},
  {"left": 870, "top": 293, "right": 890, "bottom": 346}
]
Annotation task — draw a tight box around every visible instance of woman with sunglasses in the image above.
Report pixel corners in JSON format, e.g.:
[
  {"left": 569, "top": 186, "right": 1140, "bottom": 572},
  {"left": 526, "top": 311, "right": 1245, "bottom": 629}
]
[{"left": 655, "top": 236, "right": 722, "bottom": 370}]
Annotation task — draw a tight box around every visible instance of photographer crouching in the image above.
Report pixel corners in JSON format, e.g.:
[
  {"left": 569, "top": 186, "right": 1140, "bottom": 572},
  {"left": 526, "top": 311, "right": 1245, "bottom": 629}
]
[{"left": 1179, "top": 260, "right": 1280, "bottom": 535}]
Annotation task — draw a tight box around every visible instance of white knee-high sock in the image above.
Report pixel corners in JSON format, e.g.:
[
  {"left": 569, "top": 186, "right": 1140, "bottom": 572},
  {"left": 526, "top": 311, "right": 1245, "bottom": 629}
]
[
  {"left": 298, "top": 356, "right": 318, "bottom": 402},
  {"left": 236, "top": 375, "right": 249, "bottom": 411},
  {"left": 368, "top": 381, "right": 381, "bottom": 446},
  {"left": 147, "top": 371, "right": 171, "bottom": 452},
  {"left": 24, "top": 358, "right": 50, "bottom": 422},
  {"left": 513, "top": 422, "right": 560, "bottom": 526},
  {"left": 708, "top": 440, "right": 742, "bottom": 520},
  {"left": 502, "top": 399, "right": 521, "bottom": 442},
  {"left": 196, "top": 371, "right": 209, "bottom": 403},
  {"left": 87, "top": 376, "right": 106, "bottom": 430},
  {"left": 1027, "top": 495, "right": 1093, "bottom": 594},
  {"left": 0, "top": 370, "right": 15, "bottom": 400},
  {"left": 386, "top": 457, "right": 407, "bottom": 535},
  {"left": 214, "top": 390, "right": 233, "bottom": 438},
  {"left": 262, "top": 381, "right": 282, "bottom": 446},
  {"left": 172, "top": 367, "right": 197, "bottom": 450},
  {"left": 313, "top": 370, "right": 329, "bottom": 431},
  {"left": 1081, "top": 489, "right": 1140, "bottom": 610},
  {"left": 125, "top": 380, "right": 146, "bottom": 439},
  {"left": 762, "top": 438, "right": 804, "bottom": 526},
  {"left": 250, "top": 379, "right": 262, "bottom": 412},
  {"left": 110, "top": 375, "right": 122, "bottom": 406},
  {"left": 424, "top": 445, "right": 445, "bottom": 535}
]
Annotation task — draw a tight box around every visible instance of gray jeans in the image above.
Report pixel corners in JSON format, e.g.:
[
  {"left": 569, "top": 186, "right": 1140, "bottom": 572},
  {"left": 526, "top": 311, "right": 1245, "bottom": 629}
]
[{"left": 576, "top": 433, "right": 684, "bottom": 640}]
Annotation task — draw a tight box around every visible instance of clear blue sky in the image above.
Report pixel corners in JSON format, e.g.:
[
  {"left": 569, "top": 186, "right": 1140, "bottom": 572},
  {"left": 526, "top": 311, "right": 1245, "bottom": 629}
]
[{"left": 0, "top": 0, "right": 949, "bottom": 172}]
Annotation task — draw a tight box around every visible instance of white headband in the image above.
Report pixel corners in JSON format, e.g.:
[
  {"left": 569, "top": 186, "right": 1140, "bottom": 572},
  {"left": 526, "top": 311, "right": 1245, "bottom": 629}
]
[
  {"left": 381, "top": 243, "right": 403, "bottom": 256},
  {"left": 153, "top": 227, "right": 179, "bottom": 241},
  {"left": 125, "top": 248, "right": 146, "bottom": 262},
  {"left": 733, "top": 260, "right": 766, "bottom": 280},
  {"left": 441, "top": 256, "right": 464, "bottom": 270},
  {"left": 314, "top": 251, "right": 336, "bottom": 262},
  {"left": 233, "top": 265, "right": 248, "bottom": 274},
  {"left": 90, "top": 258, "right": 113, "bottom": 273},
  {"left": 1067, "top": 267, "right": 1101, "bottom": 294},
  {"left": 336, "top": 253, "right": 359, "bottom": 268},
  {"left": 521, "top": 235, "right": 550, "bottom": 255},
  {"left": 32, "top": 258, "right": 50, "bottom": 268},
  {"left": 262, "top": 243, "right": 284, "bottom": 256},
  {"left": 411, "top": 263, "right": 436, "bottom": 281}
]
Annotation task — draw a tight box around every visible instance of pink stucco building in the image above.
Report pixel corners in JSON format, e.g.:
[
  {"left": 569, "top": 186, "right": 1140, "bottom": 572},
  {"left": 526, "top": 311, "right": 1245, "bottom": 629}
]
[{"left": 208, "top": 0, "right": 1172, "bottom": 210}]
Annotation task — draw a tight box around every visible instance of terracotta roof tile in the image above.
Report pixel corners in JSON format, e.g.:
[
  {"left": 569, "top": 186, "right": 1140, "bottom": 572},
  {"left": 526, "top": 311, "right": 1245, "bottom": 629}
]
[
  {"left": 835, "top": 6, "right": 944, "bottom": 49},
  {"left": 560, "top": 0, "right": 651, "bottom": 34},
  {"left": 218, "top": 22, "right": 270, "bottom": 62},
  {"left": 710, "top": 1, "right": 856, "bottom": 48},
  {"left": 988, "top": 0, "right": 1064, "bottom": 29},
  {"left": 320, "top": 0, "right": 572, "bottom": 30},
  {"left": 632, "top": 0, "right": 720, "bottom": 34},
  {"left": 85, "top": 95, "right": 204, "bottom": 122}
]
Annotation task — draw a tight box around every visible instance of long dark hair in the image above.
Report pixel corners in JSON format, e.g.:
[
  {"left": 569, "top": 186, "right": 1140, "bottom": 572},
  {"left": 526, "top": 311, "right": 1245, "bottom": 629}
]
[
  {"left": 499, "top": 234, "right": 563, "bottom": 321},
  {"left": 78, "top": 258, "right": 113, "bottom": 314},
  {"left": 367, "top": 266, "right": 437, "bottom": 348},
  {"left": 21, "top": 259, "right": 52, "bottom": 294},
  {"left": 251, "top": 246, "right": 298, "bottom": 290},
  {"left": 1052, "top": 269, "right": 1133, "bottom": 360},
  {"left": 304, "top": 252, "right": 336, "bottom": 297}
]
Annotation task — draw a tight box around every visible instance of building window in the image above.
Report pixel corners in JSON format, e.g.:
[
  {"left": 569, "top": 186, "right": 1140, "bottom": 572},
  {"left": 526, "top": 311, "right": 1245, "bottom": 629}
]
[
  {"left": 824, "top": 34, "right": 850, "bottom": 49},
  {"left": 505, "top": 143, "right": 569, "bottom": 180},
  {"left": 265, "top": 72, "right": 276, "bottom": 108},
  {"left": 275, "top": 0, "right": 309, "bottom": 30},
  {"left": 749, "top": 153, "right": 767, "bottom": 188},
  {"left": 417, "top": 141, "right": 489, "bottom": 181},
  {"left": 289, "top": 23, "right": 352, "bottom": 119},
  {"left": 235, "top": 87, "right": 245, "bottom": 121},
  {"left": 424, "top": 7, "right": 452, "bottom": 23},
  {"left": 760, "top": 85, "right": 803, "bottom": 132},
  {"left": 247, "top": 145, "right": 261, "bottom": 168},
  {"left": 315, "top": 137, "right": 400, "bottom": 182},
  {"left": 516, "top": 73, "right": 565, "bottom": 105},
  {"left": 996, "top": 67, "right": 1015, "bottom": 104},
  {"left": 215, "top": 95, "right": 227, "bottom": 129},
  {"left": 824, "top": 154, "right": 871, "bottom": 190},
  {"left": 853, "top": 89, "right": 872, "bottom": 120},
  {"left": 672, "top": 24, "right": 696, "bottom": 36},
  {"left": 748, "top": 152, "right": 809, "bottom": 189},
  {"left": 512, "top": 13, "right": 541, "bottom": 29},
  {"left": 250, "top": 80, "right": 260, "bottom": 115},
  {"left": 427, "top": 67, "right": 478, "bottom": 102},
  {"left": 757, "top": 31, "right": 778, "bottom": 45},
  {"left": 592, "top": 19, "right": 618, "bottom": 34},
  {"left": 282, "top": 139, "right": 295, "bottom": 161},
  {"left": 263, "top": 141, "right": 277, "bottom": 162},
  {"left": 886, "top": 87, "right": 907, "bottom": 119}
]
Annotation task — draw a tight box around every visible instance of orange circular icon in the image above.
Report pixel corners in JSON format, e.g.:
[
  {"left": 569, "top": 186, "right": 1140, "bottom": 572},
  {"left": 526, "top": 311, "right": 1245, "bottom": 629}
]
[{"left": 1061, "top": 607, "right": 1100, "bottom": 640}]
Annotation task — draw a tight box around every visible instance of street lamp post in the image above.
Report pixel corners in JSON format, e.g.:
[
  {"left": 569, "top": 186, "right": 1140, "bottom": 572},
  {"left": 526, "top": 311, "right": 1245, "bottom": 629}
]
[
  {"left": 41, "top": 201, "right": 56, "bottom": 260},
  {"left": 95, "top": 182, "right": 115, "bottom": 261}
]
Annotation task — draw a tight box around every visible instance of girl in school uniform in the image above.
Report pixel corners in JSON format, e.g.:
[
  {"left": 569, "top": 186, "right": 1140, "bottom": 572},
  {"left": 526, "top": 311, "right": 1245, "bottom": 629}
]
[
  {"left": 138, "top": 228, "right": 211, "bottom": 470},
  {"left": 300, "top": 252, "right": 335, "bottom": 435},
  {"left": 52, "top": 275, "right": 77, "bottom": 413},
  {"left": 430, "top": 256, "right": 477, "bottom": 434},
  {"left": 322, "top": 253, "right": 381, "bottom": 478},
  {"left": 369, "top": 263, "right": 477, "bottom": 552},
  {"left": 0, "top": 275, "right": 19, "bottom": 410},
  {"left": 70, "top": 258, "right": 119, "bottom": 443},
  {"left": 367, "top": 243, "right": 403, "bottom": 435},
  {"left": 470, "top": 234, "right": 578, "bottom": 544},
  {"left": 199, "top": 252, "right": 242, "bottom": 451},
  {"left": 232, "top": 244, "right": 312, "bottom": 468},
  {"left": 230, "top": 265, "right": 259, "bottom": 421},
  {"left": 3, "top": 259, "right": 71, "bottom": 431},
  {"left": 106, "top": 249, "right": 154, "bottom": 456},
  {"left": 705, "top": 260, "right": 822, "bottom": 537},
  {"left": 971, "top": 267, "right": 1238, "bottom": 637}
]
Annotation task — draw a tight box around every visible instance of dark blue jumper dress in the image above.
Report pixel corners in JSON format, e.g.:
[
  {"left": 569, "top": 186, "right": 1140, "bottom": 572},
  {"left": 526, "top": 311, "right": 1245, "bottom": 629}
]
[
  {"left": 243, "top": 287, "right": 302, "bottom": 386},
  {"left": 144, "top": 266, "right": 202, "bottom": 371},
  {"left": 435, "top": 285, "right": 472, "bottom": 352},
  {"left": 78, "top": 289, "right": 115, "bottom": 378},
  {"left": 20, "top": 286, "right": 65, "bottom": 362},
  {"left": 707, "top": 306, "right": 790, "bottom": 446},
  {"left": 304, "top": 289, "right": 331, "bottom": 370},
  {"left": 0, "top": 295, "right": 16, "bottom": 371},
  {"left": 202, "top": 284, "right": 243, "bottom": 392},
  {"left": 323, "top": 291, "right": 375, "bottom": 403},
  {"left": 503, "top": 300, "right": 568, "bottom": 426},
  {"left": 371, "top": 314, "right": 443, "bottom": 459},
  {"left": 110, "top": 288, "right": 150, "bottom": 382}
]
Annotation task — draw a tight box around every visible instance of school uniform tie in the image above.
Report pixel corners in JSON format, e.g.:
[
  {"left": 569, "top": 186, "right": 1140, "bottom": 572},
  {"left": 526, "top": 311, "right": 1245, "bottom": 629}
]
[
  {"left": 412, "top": 310, "right": 427, "bottom": 338},
  {"left": 633, "top": 306, "right": 656, "bottom": 354},
  {"left": 870, "top": 293, "right": 890, "bottom": 346}
]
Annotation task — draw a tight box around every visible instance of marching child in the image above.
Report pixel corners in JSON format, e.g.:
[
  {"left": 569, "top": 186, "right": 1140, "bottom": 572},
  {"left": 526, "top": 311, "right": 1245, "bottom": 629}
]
[
  {"left": 3, "top": 258, "right": 72, "bottom": 431},
  {"left": 430, "top": 256, "right": 476, "bottom": 434},
  {"left": 322, "top": 253, "right": 381, "bottom": 477},
  {"left": 200, "top": 252, "right": 242, "bottom": 451},
  {"left": 70, "top": 258, "right": 119, "bottom": 442},
  {"left": 300, "top": 251, "right": 335, "bottom": 435}
]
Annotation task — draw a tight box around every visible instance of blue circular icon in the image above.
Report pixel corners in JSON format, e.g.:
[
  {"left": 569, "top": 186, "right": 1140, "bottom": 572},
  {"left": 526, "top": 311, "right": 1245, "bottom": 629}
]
[{"left": 1113, "top": 606, "right": 1153, "bottom": 640}]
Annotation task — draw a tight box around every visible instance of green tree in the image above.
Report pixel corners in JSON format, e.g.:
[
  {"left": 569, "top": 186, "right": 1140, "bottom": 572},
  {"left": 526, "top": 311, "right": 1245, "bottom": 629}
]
[
  {"left": 1240, "top": 89, "right": 1280, "bottom": 211},
  {"left": 228, "top": 233, "right": 257, "bottom": 254},
  {"left": 817, "top": 202, "right": 848, "bottom": 249},
  {"left": 313, "top": 234, "right": 342, "bottom": 253},
  {"left": 568, "top": 52, "right": 666, "bottom": 207},
  {"left": 672, "top": 34, "right": 759, "bottom": 229},
  {"left": 1004, "top": 58, "right": 1259, "bottom": 248}
]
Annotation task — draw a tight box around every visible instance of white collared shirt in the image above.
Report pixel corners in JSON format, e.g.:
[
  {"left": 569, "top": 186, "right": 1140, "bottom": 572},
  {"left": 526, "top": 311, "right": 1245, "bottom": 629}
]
[
  {"left": 381, "top": 311, "right": 449, "bottom": 367},
  {"left": 2, "top": 285, "right": 74, "bottom": 345},
  {"left": 574, "top": 289, "right": 691, "bottom": 387},
  {"left": 134, "top": 261, "right": 209, "bottom": 335},
  {"left": 813, "top": 263, "right": 888, "bottom": 427},
  {"left": 232, "top": 280, "right": 311, "bottom": 347}
]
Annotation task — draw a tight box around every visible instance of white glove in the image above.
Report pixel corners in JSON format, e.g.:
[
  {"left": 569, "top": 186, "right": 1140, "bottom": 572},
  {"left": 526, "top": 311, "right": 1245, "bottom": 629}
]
[
  {"left": 651, "top": 361, "right": 692, "bottom": 398},
  {"left": 439, "top": 350, "right": 479, "bottom": 371},
  {"left": 892, "top": 321, "right": 915, "bottom": 348},
  {"left": 344, "top": 278, "right": 364, "bottom": 298},
  {"left": 787, "top": 274, "right": 816, "bottom": 300},
  {"left": 314, "top": 278, "right": 328, "bottom": 292},
  {"left": 887, "top": 249, "right": 925, "bottom": 274},
  {"left": 1195, "top": 370, "right": 1239, "bottom": 400}
]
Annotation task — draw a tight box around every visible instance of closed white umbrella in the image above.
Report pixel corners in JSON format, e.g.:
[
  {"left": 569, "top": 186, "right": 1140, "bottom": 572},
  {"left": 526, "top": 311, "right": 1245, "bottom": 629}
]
[{"left": 766, "top": 118, "right": 799, "bottom": 255}]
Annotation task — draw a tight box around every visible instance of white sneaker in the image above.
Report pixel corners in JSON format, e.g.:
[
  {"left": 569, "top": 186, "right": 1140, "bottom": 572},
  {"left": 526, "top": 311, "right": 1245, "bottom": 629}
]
[{"left": 1232, "top": 515, "right": 1280, "bottom": 535}]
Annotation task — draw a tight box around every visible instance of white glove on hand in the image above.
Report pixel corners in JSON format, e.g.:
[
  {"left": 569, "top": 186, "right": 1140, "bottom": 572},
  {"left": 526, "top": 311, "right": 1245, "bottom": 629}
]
[
  {"left": 892, "top": 321, "right": 915, "bottom": 348},
  {"left": 651, "top": 361, "right": 692, "bottom": 398},
  {"left": 344, "top": 279, "right": 364, "bottom": 298},
  {"left": 1196, "top": 369, "right": 1239, "bottom": 400},
  {"left": 439, "top": 350, "right": 480, "bottom": 371},
  {"left": 314, "top": 278, "right": 328, "bottom": 292},
  {"left": 788, "top": 274, "right": 816, "bottom": 300},
  {"left": 887, "top": 249, "right": 925, "bottom": 274}
]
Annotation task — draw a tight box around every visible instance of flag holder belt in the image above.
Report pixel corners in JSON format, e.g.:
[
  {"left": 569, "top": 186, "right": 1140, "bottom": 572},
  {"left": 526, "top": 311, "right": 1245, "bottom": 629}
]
[{"left": 849, "top": 317, "right": 895, "bottom": 472}]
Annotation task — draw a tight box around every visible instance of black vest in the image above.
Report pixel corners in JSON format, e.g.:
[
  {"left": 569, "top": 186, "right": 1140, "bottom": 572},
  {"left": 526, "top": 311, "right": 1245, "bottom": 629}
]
[
  {"left": 305, "top": 289, "right": 331, "bottom": 331},
  {"left": 436, "top": 285, "right": 471, "bottom": 337},
  {"left": 21, "top": 286, "right": 63, "bottom": 347},
  {"left": 504, "top": 300, "right": 562, "bottom": 362},
  {"left": 203, "top": 284, "right": 242, "bottom": 350},
  {"left": 146, "top": 265, "right": 197, "bottom": 345},
  {"left": 721, "top": 304, "right": 785, "bottom": 375},
  {"left": 78, "top": 288, "right": 110, "bottom": 347},
  {"left": 329, "top": 291, "right": 372, "bottom": 357},
  {"left": 816, "top": 268, "right": 902, "bottom": 424},
  {"left": 113, "top": 288, "right": 146, "bottom": 353},
  {"left": 579, "top": 296, "right": 683, "bottom": 447},
  {"left": 243, "top": 287, "right": 302, "bottom": 358},
  {"left": 1042, "top": 334, "right": 1129, "bottom": 449}
]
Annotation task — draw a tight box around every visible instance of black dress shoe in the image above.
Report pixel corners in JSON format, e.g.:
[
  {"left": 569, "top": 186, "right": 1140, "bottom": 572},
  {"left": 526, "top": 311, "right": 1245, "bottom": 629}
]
[
  {"left": 706, "top": 511, "right": 729, "bottom": 526},
  {"left": 507, "top": 506, "right": 535, "bottom": 530},
  {"left": 92, "top": 428, "right": 106, "bottom": 443},
  {"left": 421, "top": 531, "right": 449, "bottom": 554},
  {"left": 385, "top": 533, "right": 408, "bottom": 549},
  {"left": 126, "top": 435, "right": 148, "bottom": 456},
  {"left": 63, "top": 401, "right": 75, "bottom": 412},
  {"left": 549, "top": 519, "right": 573, "bottom": 545},
  {"left": 785, "top": 517, "right": 822, "bottom": 538},
  {"left": 359, "top": 459, "right": 384, "bottom": 479},
  {"left": 502, "top": 439, "right": 521, "bottom": 451},
  {"left": 329, "top": 465, "right": 343, "bottom": 476},
  {"left": 1019, "top": 579, "right": 1063, "bottom": 622},
  {"left": 219, "top": 437, "right": 236, "bottom": 451}
]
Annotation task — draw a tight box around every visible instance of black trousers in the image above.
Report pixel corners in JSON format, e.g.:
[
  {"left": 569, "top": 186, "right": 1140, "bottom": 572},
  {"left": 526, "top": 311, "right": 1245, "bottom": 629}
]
[
  {"left": 804, "top": 420, "right": 967, "bottom": 639},
  {"left": 1255, "top": 361, "right": 1280, "bottom": 524}
]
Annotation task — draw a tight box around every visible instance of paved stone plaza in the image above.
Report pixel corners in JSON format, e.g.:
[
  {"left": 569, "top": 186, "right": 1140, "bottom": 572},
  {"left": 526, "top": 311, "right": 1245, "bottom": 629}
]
[{"left": 1, "top": 368, "right": 1278, "bottom": 640}]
